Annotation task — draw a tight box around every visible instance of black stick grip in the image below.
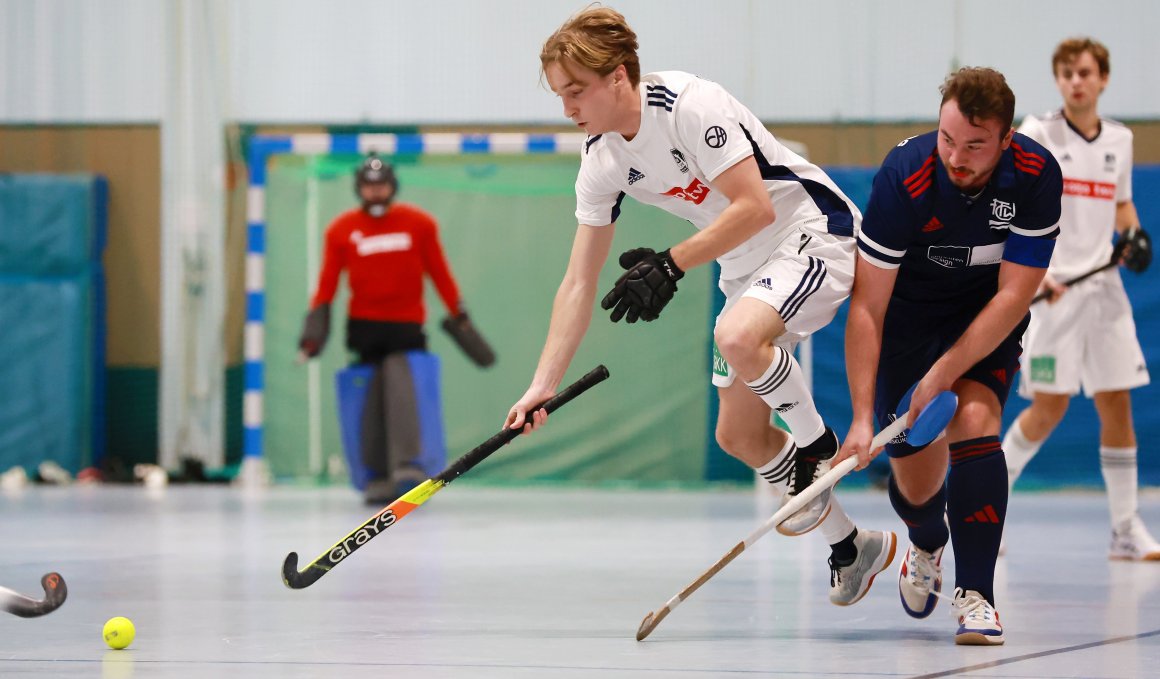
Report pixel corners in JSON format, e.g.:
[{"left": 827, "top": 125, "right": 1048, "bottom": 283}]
[
  {"left": 1031, "top": 261, "right": 1117, "bottom": 304},
  {"left": 432, "top": 365, "right": 610, "bottom": 485}
]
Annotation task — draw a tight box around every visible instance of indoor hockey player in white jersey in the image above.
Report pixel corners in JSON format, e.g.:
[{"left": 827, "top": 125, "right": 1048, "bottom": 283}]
[
  {"left": 1004, "top": 37, "right": 1158, "bottom": 560},
  {"left": 504, "top": 6, "right": 896, "bottom": 606}
]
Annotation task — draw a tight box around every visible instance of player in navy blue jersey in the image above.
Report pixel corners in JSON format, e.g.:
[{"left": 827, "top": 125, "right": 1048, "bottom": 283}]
[{"left": 836, "top": 67, "right": 1063, "bottom": 645}]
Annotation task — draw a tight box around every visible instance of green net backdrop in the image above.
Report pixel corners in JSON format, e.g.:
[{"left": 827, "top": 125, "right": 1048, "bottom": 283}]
[{"left": 262, "top": 153, "right": 716, "bottom": 485}]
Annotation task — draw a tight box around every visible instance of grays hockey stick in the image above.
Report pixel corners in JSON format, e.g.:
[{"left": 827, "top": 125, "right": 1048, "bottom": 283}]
[
  {"left": 1, "top": 573, "right": 68, "bottom": 618},
  {"left": 282, "top": 365, "right": 611, "bottom": 589},
  {"left": 636, "top": 391, "right": 959, "bottom": 641}
]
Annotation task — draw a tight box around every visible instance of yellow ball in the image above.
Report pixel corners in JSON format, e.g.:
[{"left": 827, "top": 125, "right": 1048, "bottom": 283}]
[{"left": 103, "top": 616, "right": 135, "bottom": 650}]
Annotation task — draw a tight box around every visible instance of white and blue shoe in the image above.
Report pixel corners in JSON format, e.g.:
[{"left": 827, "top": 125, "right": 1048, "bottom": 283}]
[
  {"left": 952, "top": 588, "right": 1005, "bottom": 646},
  {"left": 898, "top": 543, "right": 944, "bottom": 618}
]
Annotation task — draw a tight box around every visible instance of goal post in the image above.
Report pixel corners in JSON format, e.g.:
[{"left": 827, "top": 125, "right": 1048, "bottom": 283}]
[
  {"left": 239, "top": 131, "right": 812, "bottom": 489},
  {"left": 240, "top": 133, "right": 588, "bottom": 486}
]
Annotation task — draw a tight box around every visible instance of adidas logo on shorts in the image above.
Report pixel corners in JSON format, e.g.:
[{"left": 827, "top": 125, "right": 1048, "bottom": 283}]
[
  {"left": 754, "top": 277, "right": 773, "bottom": 290},
  {"left": 627, "top": 167, "right": 645, "bottom": 185}
]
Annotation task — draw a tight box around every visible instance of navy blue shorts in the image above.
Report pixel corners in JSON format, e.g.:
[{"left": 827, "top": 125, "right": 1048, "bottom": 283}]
[{"left": 874, "top": 300, "right": 1027, "bottom": 458}]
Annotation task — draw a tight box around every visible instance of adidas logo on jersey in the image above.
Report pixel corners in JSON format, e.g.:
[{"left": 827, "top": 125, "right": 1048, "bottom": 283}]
[
  {"left": 646, "top": 84, "right": 677, "bottom": 112},
  {"left": 922, "top": 216, "right": 944, "bottom": 233},
  {"left": 774, "top": 401, "right": 798, "bottom": 413},
  {"left": 754, "top": 277, "right": 773, "bottom": 290},
  {"left": 1059, "top": 152, "right": 1072, "bottom": 162},
  {"left": 627, "top": 167, "right": 646, "bottom": 185}
]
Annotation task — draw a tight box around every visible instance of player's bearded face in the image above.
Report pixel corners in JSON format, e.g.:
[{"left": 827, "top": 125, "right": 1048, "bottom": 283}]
[
  {"left": 937, "top": 101, "right": 1012, "bottom": 193},
  {"left": 545, "top": 60, "right": 621, "bottom": 135}
]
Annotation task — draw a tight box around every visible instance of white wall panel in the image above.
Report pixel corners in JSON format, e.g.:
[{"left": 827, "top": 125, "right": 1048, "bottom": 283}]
[
  {"left": 3, "top": 0, "right": 1158, "bottom": 124},
  {"left": 0, "top": 0, "right": 165, "bottom": 122}
]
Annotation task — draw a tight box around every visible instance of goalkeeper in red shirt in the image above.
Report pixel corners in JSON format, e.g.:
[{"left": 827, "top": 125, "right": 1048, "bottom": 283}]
[{"left": 298, "top": 153, "right": 494, "bottom": 504}]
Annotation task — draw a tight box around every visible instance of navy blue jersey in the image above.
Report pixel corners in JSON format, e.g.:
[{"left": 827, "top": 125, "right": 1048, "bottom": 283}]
[{"left": 859, "top": 131, "right": 1062, "bottom": 306}]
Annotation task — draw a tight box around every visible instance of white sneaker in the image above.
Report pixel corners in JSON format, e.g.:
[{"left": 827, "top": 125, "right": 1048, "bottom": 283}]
[
  {"left": 776, "top": 428, "right": 837, "bottom": 536},
  {"left": 0, "top": 466, "right": 29, "bottom": 491},
  {"left": 1109, "top": 515, "right": 1160, "bottom": 561},
  {"left": 37, "top": 461, "right": 72, "bottom": 485},
  {"left": 829, "top": 529, "right": 897, "bottom": 606},
  {"left": 951, "top": 588, "right": 1005, "bottom": 645},
  {"left": 898, "top": 543, "right": 944, "bottom": 618}
]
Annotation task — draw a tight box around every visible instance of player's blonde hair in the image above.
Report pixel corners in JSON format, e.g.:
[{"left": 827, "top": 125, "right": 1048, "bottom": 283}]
[
  {"left": 540, "top": 6, "right": 640, "bottom": 87},
  {"left": 1052, "top": 37, "right": 1110, "bottom": 77},
  {"left": 939, "top": 67, "right": 1016, "bottom": 136}
]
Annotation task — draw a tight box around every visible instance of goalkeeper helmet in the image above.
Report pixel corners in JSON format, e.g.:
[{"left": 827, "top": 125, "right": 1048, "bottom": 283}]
[{"left": 354, "top": 153, "right": 398, "bottom": 217}]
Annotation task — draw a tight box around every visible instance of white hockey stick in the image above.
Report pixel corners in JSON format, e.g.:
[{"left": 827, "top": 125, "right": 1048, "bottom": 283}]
[{"left": 636, "top": 391, "right": 958, "bottom": 641}]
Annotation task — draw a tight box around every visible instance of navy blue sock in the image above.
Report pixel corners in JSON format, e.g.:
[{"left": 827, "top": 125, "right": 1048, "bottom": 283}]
[
  {"left": 888, "top": 475, "right": 948, "bottom": 553},
  {"left": 946, "top": 436, "right": 1007, "bottom": 605}
]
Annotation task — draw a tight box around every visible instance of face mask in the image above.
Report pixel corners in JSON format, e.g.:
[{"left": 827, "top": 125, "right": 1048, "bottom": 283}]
[{"left": 362, "top": 199, "right": 389, "bottom": 217}]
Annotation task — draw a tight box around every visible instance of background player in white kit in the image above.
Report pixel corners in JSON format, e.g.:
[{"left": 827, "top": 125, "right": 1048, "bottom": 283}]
[
  {"left": 504, "top": 6, "right": 896, "bottom": 605},
  {"left": 1003, "top": 38, "right": 1158, "bottom": 561}
]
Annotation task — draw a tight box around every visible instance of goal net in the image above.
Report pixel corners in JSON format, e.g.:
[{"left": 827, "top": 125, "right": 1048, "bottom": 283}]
[{"left": 244, "top": 133, "right": 721, "bottom": 486}]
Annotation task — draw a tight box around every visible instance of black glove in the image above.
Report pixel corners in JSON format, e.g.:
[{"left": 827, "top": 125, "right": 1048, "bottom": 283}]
[
  {"left": 441, "top": 310, "right": 496, "bottom": 368},
  {"left": 298, "top": 304, "right": 331, "bottom": 358},
  {"left": 1113, "top": 227, "right": 1152, "bottom": 273},
  {"left": 600, "top": 248, "right": 684, "bottom": 323}
]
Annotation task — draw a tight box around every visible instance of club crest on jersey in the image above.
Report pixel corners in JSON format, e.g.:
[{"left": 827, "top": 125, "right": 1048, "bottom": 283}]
[
  {"left": 704, "top": 126, "right": 727, "bottom": 149},
  {"left": 1104, "top": 152, "right": 1116, "bottom": 172},
  {"left": 627, "top": 167, "right": 646, "bottom": 185},
  {"left": 670, "top": 148, "right": 689, "bottom": 173},
  {"left": 988, "top": 199, "right": 1015, "bottom": 229}
]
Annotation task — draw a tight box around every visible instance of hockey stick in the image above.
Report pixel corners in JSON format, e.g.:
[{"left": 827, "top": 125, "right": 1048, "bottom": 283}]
[
  {"left": 1, "top": 573, "right": 68, "bottom": 618},
  {"left": 282, "top": 364, "right": 611, "bottom": 589},
  {"left": 636, "top": 390, "right": 959, "bottom": 641},
  {"left": 1031, "top": 261, "right": 1117, "bottom": 304}
]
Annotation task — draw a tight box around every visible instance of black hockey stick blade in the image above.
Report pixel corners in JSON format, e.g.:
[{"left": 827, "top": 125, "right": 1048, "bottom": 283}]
[
  {"left": 282, "top": 365, "right": 610, "bottom": 589},
  {"left": 0, "top": 573, "right": 68, "bottom": 618}
]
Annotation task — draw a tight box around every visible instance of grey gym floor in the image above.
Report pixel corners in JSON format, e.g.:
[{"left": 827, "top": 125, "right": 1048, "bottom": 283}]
[{"left": 2, "top": 484, "right": 1158, "bottom": 678}]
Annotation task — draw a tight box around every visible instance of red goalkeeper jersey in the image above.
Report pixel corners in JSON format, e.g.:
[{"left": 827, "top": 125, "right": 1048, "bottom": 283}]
[{"left": 310, "top": 203, "right": 462, "bottom": 323}]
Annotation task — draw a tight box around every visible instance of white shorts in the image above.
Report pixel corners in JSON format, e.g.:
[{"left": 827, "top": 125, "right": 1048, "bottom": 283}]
[
  {"left": 1018, "top": 273, "right": 1150, "bottom": 397},
  {"left": 712, "top": 221, "right": 856, "bottom": 387}
]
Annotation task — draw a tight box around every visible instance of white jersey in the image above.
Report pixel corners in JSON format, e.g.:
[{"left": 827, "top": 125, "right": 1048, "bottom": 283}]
[
  {"left": 574, "top": 71, "right": 861, "bottom": 279},
  {"left": 1018, "top": 110, "right": 1133, "bottom": 279}
]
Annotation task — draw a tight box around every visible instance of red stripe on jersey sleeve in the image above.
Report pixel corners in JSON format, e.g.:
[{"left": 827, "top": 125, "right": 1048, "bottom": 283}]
[
  {"left": 1011, "top": 142, "right": 1046, "bottom": 166},
  {"left": 908, "top": 177, "right": 933, "bottom": 198},
  {"left": 904, "top": 154, "right": 936, "bottom": 189},
  {"left": 1014, "top": 162, "right": 1042, "bottom": 176}
]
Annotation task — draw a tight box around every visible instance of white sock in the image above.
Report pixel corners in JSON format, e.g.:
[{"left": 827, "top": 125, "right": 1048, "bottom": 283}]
[
  {"left": 817, "top": 496, "right": 856, "bottom": 545},
  {"left": 745, "top": 346, "right": 825, "bottom": 446},
  {"left": 1100, "top": 446, "right": 1138, "bottom": 527},
  {"left": 754, "top": 436, "right": 795, "bottom": 496},
  {"left": 1002, "top": 420, "right": 1043, "bottom": 491}
]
